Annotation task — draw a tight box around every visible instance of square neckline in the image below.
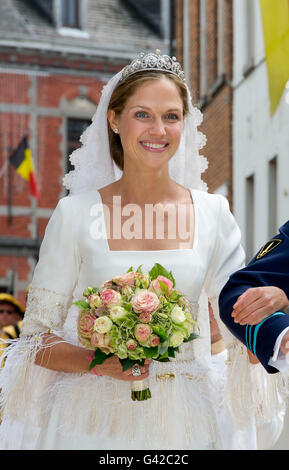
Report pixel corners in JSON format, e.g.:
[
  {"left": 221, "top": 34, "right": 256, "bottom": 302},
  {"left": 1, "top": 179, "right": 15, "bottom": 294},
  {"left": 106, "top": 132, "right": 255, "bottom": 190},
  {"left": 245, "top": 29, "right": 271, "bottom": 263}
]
[{"left": 95, "top": 188, "right": 198, "bottom": 255}]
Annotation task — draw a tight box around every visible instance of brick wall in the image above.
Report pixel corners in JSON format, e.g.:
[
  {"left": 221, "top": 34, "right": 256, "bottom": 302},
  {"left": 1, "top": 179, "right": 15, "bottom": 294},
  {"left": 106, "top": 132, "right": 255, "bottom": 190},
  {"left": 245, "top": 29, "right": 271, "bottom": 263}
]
[
  {"left": 174, "top": 0, "right": 233, "bottom": 204},
  {"left": 0, "top": 52, "right": 126, "bottom": 304}
]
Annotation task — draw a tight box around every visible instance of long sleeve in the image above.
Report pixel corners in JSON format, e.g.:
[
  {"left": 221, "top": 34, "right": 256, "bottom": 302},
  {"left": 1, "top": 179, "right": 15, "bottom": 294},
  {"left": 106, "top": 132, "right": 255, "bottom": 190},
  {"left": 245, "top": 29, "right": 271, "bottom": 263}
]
[
  {"left": 22, "top": 196, "right": 81, "bottom": 336},
  {"left": 0, "top": 196, "right": 82, "bottom": 438},
  {"left": 201, "top": 195, "right": 247, "bottom": 350},
  {"left": 204, "top": 195, "right": 245, "bottom": 301}
]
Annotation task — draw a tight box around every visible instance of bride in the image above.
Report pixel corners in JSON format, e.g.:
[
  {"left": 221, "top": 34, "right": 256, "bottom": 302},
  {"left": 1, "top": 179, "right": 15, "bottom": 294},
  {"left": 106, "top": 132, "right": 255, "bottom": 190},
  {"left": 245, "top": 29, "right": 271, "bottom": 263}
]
[{"left": 0, "top": 51, "right": 286, "bottom": 450}]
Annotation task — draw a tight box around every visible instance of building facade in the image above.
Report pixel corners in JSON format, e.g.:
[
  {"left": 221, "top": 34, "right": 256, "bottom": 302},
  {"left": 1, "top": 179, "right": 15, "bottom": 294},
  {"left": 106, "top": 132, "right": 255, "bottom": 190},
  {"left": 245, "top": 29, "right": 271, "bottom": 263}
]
[
  {"left": 0, "top": 0, "right": 167, "bottom": 304},
  {"left": 174, "top": 0, "right": 234, "bottom": 202},
  {"left": 233, "top": 0, "right": 289, "bottom": 261},
  {"left": 233, "top": 1, "right": 289, "bottom": 449}
]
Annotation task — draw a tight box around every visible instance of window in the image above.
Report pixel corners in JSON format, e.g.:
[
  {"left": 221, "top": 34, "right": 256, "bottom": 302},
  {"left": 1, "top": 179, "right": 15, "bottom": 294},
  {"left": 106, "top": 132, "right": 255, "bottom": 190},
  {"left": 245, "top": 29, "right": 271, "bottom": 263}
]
[
  {"left": 217, "top": 0, "right": 225, "bottom": 78},
  {"left": 66, "top": 118, "right": 90, "bottom": 174},
  {"left": 61, "top": 0, "right": 80, "bottom": 29},
  {"left": 183, "top": 0, "right": 191, "bottom": 84},
  {"left": 286, "top": 80, "right": 289, "bottom": 104},
  {"left": 200, "top": 0, "right": 223, "bottom": 99},
  {"left": 268, "top": 156, "right": 278, "bottom": 238},
  {"left": 243, "top": 0, "right": 255, "bottom": 75},
  {"left": 245, "top": 174, "right": 255, "bottom": 261},
  {"left": 0, "top": 286, "right": 10, "bottom": 294},
  {"left": 199, "top": 0, "right": 208, "bottom": 99}
]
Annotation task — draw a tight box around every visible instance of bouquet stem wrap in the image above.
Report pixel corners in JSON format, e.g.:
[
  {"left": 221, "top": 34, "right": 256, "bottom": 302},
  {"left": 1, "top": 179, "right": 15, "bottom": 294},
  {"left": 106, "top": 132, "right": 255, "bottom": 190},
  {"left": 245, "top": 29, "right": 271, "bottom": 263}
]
[{"left": 131, "top": 378, "right": 151, "bottom": 401}]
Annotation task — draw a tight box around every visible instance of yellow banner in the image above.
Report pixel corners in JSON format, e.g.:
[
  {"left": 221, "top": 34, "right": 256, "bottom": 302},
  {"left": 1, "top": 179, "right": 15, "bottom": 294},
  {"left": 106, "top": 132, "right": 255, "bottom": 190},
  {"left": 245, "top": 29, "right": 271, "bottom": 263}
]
[{"left": 260, "top": 0, "right": 289, "bottom": 115}]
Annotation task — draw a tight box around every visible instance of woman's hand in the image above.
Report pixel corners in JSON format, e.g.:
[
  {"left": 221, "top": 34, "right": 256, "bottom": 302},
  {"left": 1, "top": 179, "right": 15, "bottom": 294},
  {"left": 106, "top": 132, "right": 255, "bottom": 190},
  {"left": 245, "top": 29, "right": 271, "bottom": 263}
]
[
  {"left": 280, "top": 330, "right": 289, "bottom": 356},
  {"left": 209, "top": 302, "right": 223, "bottom": 344},
  {"left": 34, "top": 333, "right": 152, "bottom": 378},
  {"left": 232, "top": 286, "right": 289, "bottom": 326},
  {"left": 90, "top": 356, "right": 152, "bottom": 381},
  {"left": 247, "top": 348, "right": 260, "bottom": 364}
]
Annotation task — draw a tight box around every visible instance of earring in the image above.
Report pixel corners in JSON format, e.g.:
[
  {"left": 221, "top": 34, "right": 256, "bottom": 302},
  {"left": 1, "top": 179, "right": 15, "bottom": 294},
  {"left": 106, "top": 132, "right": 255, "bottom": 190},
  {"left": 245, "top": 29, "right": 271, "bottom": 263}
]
[{"left": 114, "top": 128, "right": 119, "bottom": 134}]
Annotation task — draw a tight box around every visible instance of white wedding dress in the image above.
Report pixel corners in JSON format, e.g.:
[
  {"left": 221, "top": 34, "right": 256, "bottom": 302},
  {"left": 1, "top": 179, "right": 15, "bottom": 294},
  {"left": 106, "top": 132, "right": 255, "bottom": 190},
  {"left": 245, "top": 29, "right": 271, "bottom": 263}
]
[{"left": 0, "top": 189, "right": 285, "bottom": 450}]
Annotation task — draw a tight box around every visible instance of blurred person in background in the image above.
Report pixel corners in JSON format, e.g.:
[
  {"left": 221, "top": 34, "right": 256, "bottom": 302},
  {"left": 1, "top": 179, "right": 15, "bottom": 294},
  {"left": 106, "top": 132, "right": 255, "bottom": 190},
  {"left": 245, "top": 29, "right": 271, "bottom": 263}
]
[
  {"left": 0, "top": 293, "right": 24, "bottom": 336},
  {"left": 0, "top": 293, "right": 24, "bottom": 357}
]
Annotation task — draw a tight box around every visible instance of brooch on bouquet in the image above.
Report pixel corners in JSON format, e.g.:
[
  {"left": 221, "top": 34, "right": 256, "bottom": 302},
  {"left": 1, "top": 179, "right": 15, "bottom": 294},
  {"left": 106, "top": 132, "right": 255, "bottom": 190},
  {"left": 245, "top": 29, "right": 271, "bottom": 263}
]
[{"left": 74, "top": 264, "right": 199, "bottom": 401}]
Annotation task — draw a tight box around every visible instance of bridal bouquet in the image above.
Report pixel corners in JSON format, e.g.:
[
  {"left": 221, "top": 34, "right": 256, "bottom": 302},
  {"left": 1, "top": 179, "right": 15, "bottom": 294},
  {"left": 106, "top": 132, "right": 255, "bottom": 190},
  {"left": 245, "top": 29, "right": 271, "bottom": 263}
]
[{"left": 75, "top": 263, "right": 199, "bottom": 401}]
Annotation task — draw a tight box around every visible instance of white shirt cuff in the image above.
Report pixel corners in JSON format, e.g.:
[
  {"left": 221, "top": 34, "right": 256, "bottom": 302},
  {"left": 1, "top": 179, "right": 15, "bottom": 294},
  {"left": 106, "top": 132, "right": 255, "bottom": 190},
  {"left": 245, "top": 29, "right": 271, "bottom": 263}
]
[{"left": 268, "top": 326, "right": 289, "bottom": 372}]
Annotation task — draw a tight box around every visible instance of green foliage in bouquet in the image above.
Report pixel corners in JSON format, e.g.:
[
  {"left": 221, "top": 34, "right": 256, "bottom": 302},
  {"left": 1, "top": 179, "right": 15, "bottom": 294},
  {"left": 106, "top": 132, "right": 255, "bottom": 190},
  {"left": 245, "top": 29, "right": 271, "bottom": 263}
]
[{"left": 75, "top": 264, "right": 199, "bottom": 401}]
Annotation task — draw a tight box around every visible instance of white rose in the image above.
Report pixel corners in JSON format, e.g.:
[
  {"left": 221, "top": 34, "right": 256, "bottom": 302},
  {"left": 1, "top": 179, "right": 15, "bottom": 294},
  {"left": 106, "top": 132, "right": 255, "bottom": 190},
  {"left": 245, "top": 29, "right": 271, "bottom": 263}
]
[
  {"left": 94, "top": 316, "right": 113, "bottom": 334},
  {"left": 169, "top": 331, "right": 185, "bottom": 348},
  {"left": 171, "top": 305, "right": 186, "bottom": 324},
  {"left": 109, "top": 306, "right": 127, "bottom": 322}
]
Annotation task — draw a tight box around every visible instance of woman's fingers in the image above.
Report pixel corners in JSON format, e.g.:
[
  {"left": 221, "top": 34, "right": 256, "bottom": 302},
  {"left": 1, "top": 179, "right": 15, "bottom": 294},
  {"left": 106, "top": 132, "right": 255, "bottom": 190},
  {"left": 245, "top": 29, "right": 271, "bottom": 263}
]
[
  {"left": 233, "top": 298, "right": 268, "bottom": 324},
  {"left": 118, "top": 362, "right": 150, "bottom": 379},
  {"left": 92, "top": 356, "right": 152, "bottom": 381},
  {"left": 144, "top": 359, "right": 152, "bottom": 365},
  {"left": 247, "top": 348, "right": 260, "bottom": 364},
  {"left": 129, "top": 369, "right": 150, "bottom": 381},
  {"left": 126, "top": 364, "right": 150, "bottom": 375},
  {"left": 118, "top": 368, "right": 150, "bottom": 382},
  {"left": 232, "top": 288, "right": 261, "bottom": 317},
  {"left": 238, "top": 308, "right": 270, "bottom": 325},
  {"left": 232, "top": 286, "right": 288, "bottom": 325}
]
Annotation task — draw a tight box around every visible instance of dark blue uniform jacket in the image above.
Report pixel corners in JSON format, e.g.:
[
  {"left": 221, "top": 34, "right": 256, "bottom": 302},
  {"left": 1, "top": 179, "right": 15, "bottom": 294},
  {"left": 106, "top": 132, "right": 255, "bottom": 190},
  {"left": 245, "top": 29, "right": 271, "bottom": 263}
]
[{"left": 219, "top": 221, "right": 289, "bottom": 373}]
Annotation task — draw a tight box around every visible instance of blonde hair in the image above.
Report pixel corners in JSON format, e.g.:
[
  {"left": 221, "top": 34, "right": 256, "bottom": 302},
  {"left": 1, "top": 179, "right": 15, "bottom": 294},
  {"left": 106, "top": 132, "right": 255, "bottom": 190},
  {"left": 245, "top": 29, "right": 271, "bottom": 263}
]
[{"left": 107, "top": 71, "right": 189, "bottom": 171}]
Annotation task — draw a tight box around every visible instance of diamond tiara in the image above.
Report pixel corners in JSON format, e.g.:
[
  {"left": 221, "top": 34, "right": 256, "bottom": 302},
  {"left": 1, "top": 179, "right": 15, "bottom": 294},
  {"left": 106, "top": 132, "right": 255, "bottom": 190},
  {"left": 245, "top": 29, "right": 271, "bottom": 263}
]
[{"left": 120, "top": 49, "right": 186, "bottom": 82}]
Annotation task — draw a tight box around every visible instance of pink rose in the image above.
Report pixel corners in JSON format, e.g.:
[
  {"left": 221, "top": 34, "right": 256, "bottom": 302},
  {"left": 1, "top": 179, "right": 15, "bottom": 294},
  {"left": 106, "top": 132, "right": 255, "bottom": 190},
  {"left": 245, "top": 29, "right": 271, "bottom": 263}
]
[
  {"left": 131, "top": 290, "right": 160, "bottom": 314},
  {"left": 150, "top": 334, "right": 160, "bottom": 347},
  {"left": 151, "top": 275, "right": 173, "bottom": 295},
  {"left": 112, "top": 272, "right": 136, "bottom": 287},
  {"left": 134, "top": 323, "right": 152, "bottom": 343},
  {"left": 126, "top": 339, "right": 137, "bottom": 351},
  {"left": 99, "top": 281, "right": 122, "bottom": 293},
  {"left": 90, "top": 332, "right": 114, "bottom": 353},
  {"left": 100, "top": 280, "right": 113, "bottom": 290},
  {"left": 88, "top": 293, "right": 101, "bottom": 308},
  {"left": 139, "top": 311, "right": 152, "bottom": 323},
  {"left": 78, "top": 312, "right": 96, "bottom": 338},
  {"left": 100, "top": 289, "right": 121, "bottom": 306}
]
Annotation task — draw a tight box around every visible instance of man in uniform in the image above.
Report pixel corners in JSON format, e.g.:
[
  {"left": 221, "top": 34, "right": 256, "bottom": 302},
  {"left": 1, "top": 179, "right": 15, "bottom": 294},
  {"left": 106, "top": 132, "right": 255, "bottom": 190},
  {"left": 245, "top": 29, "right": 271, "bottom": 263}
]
[{"left": 219, "top": 220, "right": 289, "bottom": 372}]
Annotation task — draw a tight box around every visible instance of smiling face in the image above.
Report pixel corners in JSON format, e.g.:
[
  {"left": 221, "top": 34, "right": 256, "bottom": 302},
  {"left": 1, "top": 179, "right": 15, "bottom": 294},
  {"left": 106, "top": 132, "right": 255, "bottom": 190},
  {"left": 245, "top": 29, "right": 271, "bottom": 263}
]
[{"left": 107, "top": 76, "right": 185, "bottom": 172}]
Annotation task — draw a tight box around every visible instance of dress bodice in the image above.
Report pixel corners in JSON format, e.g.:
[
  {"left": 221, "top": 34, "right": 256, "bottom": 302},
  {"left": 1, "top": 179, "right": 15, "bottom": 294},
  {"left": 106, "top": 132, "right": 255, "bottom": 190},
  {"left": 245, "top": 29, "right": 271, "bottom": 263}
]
[
  {"left": 44, "top": 188, "right": 242, "bottom": 365},
  {"left": 22, "top": 187, "right": 245, "bottom": 365},
  {"left": 70, "top": 188, "right": 216, "bottom": 301}
]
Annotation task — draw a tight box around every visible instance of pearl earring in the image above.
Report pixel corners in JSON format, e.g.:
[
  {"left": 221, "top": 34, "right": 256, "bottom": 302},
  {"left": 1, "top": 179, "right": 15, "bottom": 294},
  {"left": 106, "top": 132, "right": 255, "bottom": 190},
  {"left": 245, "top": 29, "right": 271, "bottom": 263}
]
[{"left": 114, "top": 128, "right": 119, "bottom": 134}]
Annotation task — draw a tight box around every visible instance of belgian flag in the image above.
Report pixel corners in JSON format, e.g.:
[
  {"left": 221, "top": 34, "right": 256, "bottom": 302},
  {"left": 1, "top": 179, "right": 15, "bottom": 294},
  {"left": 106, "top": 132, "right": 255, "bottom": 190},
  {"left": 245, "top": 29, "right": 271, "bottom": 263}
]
[{"left": 9, "top": 136, "right": 40, "bottom": 199}]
